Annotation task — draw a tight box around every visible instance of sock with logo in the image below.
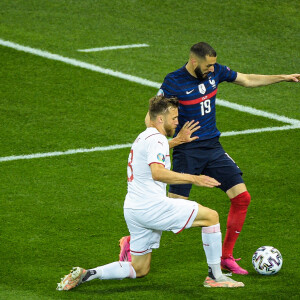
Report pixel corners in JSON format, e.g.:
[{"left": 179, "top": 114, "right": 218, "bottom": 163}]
[
  {"left": 82, "top": 261, "right": 136, "bottom": 282},
  {"left": 202, "top": 223, "right": 222, "bottom": 279},
  {"left": 222, "top": 191, "right": 251, "bottom": 259}
]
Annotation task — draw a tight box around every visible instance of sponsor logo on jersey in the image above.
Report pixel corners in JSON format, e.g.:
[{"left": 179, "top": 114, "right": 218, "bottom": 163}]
[
  {"left": 157, "top": 89, "right": 164, "bottom": 96},
  {"left": 186, "top": 89, "right": 194, "bottom": 94},
  {"left": 157, "top": 153, "right": 165, "bottom": 163},
  {"left": 198, "top": 83, "right": 206, "bottom": 94}
]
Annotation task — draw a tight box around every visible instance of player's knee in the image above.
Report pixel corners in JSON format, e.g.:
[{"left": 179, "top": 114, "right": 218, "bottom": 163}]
[
  {"left": 232, "top": 191, "right": 251, "bottom": 207},
  {"left": 192, "top": 205, "right": 219, "bottom": 227},
  {"left": 242, "top": 191, "right": 251, "bottom": 206},
  {"left": 132, "top": 263, "right": 150, "bottom": 278},
  {"left": 207, "top": 209, "right": 219, "bottom": 225}
]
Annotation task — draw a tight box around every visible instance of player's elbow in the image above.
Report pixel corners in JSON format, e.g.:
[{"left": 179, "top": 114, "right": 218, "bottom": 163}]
[
  {"left": 151, "top": 170, "right": 161, "bottom": 181},
  {"left": 241, "top": 74, "right": 261, "bottom": 88},
  {"left": 243, "top": 80, "right": 254, "bottom": 88},
  {"left": 235, "top": 73, "right": 253, "bottom": 88},
  {"left": 237, "top": 78, "right": 252, "bottom": 88},
  {"left": 150, "top": 164, "right": 165, "bottom": 182}
]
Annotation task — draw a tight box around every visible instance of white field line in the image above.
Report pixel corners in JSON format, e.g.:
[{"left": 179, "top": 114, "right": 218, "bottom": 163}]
[
  {"left": 0, "top": 38, "right": 298, "bottom": 125},
  {"left": 0, "top": 39, "right": 159, "bottom": 88},
  {"left": 0, "top": 144, "right": 132, "bottom": 162},
  {"left": 221, "top": 124, "right": 300, "bottom": 137},
  {"left": 0, "top": 124, "right": 299, "bottom": 163},
  {"left": 217, "top": 99, "right": 300, "bottom": 126},
  {"left": 77, "top": 44, "right": 149, "bottom": 52},
  {"left": 0, "top": 39, "right": 300, "bottom": 125},
  {"left": 0, "top": 38, "right": 299, "bottom": 163}
]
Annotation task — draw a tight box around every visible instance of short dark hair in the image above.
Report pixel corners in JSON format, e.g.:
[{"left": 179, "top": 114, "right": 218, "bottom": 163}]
[
  {"left": 190, "top": 42, "right": 217, "bottom": 59},
  {"left": 149, "top": 95, "right": 179, "bottom": 120}
]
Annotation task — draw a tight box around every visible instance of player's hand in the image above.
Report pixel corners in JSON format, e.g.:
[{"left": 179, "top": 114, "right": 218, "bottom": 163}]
[
  {"left": 193, "top": 175, "right": 221, "bottom": 188},
  {"left": 285, "top": 74, "right": 300, "bottom": 82},
  {"left": 176, "top": 120, "right": 200, "bottom": 143}
]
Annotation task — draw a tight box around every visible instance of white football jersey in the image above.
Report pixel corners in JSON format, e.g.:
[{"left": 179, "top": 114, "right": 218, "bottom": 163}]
[{"left": 124, "top": 127, "right": 170, "bottom": 210}]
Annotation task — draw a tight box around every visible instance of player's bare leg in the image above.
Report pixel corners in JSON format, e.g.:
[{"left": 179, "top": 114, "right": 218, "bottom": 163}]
[
  {"left": 222, "top": 183, "right": 250, "bottom": 275},
  {"left": 168, "top": 188, "right": 249, "bottom": 275},
  {"left": 226, "top": 183, "right": 247, "bottom": 199},
  {"left": 131, "top": 253, "right": 152, "bottom": 277},
  {"left": 192, "top": 204, "right": 244, "bottom": 287}
]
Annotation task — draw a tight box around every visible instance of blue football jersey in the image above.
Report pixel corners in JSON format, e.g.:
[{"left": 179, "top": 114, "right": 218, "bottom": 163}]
[{"left": 159, "top": 63, "right": 237, "bottom": 142}]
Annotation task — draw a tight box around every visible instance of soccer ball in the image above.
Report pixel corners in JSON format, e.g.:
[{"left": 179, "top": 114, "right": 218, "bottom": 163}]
[{"left": 252, "top": 246, "right": 283, "bottom": 275}]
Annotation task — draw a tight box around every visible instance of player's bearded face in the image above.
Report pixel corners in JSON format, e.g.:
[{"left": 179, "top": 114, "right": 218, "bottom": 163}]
[
  {"left": 164, "top": 121, "right": 175, "bottom": 137},
  {"left": 194, "top": 65, "right": 206, "bottom": 80},
  {"left": 163, "top": 108, "right": 178, "bottom": 137},
  {"left": 194, "top": 56, "right": 216, "bottom": 80}
]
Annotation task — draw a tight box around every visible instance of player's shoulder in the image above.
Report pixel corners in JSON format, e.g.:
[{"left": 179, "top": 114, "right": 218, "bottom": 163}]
[
  {"left": 214, "top": 63, "right": 235, "bottom": 74},
  {"left": 164, "top": 64, "right": 189, "bottom": 83},
  {"left": 142, "top": 127, "right": 168, "bottom": 144},
  {"left": 213, "top": 63, "right": 224, "bottom": 73}
]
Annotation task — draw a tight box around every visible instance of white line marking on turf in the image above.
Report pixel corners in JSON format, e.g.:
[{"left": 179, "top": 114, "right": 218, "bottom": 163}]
[
  {"left": 77, "top": 44, "right": 149, "bottom": 52},
  {"left": 1, "top": 125, "right": 299, "bottom": 163},
  {"left": 217, "top": 99, "right": 300, "bottom": 126},
  {"left": 0, "top": 38, "right": 299, "bottom": 163},
  {"left": 0, "top": 144, "right": 132, "bottom": 162},
  {"left": 0, "top": 39, "right": 158, "bottom": 88},
  {"left": 221, "top": 124, "right": 300, "bottom": 137},
  {"left": 0, "top": 38, "right": 299, "bottom": 125}
]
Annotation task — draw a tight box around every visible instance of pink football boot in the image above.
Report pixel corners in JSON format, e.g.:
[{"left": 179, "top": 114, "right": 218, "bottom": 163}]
[
  {"left": 221, "top": 255, "right": 248, "bottom": 275},
  {"left": 119, "top": 236, "right": 131, "bottom": 262}
]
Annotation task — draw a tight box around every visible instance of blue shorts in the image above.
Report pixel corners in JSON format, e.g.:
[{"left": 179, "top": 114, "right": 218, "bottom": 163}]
[{"left": 169, "top": 137, "right": 243, "bottom": 197}]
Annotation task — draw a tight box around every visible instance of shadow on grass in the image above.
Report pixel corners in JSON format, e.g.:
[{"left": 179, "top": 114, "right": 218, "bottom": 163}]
[{"left": 72, "top": 279, "right": 203, "bottom": 298}]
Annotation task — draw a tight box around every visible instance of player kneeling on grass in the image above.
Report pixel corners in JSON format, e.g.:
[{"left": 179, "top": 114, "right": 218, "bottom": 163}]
[{"left": 57, "top": 95, "right": 244, "bottom": 290}]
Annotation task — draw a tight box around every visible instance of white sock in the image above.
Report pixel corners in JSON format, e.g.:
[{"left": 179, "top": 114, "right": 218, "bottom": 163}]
[
  {"left": 202, "top": 223, "right": 222, "bottom": 279},
  {"left": 83, "top": 261, "right": 136, "bottom": 282}
]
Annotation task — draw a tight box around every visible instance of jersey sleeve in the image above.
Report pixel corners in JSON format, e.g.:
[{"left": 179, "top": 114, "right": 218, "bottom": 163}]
[
  {"left": 146, "top": 135, "right": 168, "bottom": 167},
  {"left": 158, "top": 74, "right": 179, "bottom": 97},
  {"left": 215, "top": 63, "right": 237, "bottom": 83}
]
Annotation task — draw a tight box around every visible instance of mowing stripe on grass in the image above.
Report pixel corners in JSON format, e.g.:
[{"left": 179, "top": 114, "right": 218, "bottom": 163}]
[
  {"left": 0, "top": 38, "right": 299, "bottom": 126},
  {"left": 0, "top": 125, "right": 299, "bottom": 163},
  {"left": 77, "top": 44, "right": 149, "bottom": 52},
  {"left": 0, "top": 39, "right": 158, "bottom": 88},
  {"left": 0, "top": 38, "right": 299, "bottom": 163}
]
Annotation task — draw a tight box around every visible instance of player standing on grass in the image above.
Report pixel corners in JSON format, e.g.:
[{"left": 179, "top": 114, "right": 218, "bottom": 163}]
[
  {"left": 119, "top": 42, "right": 300, "bottom": 275},
  {"left": 57, "top": 96, "right": 245, "bottom": 290}
]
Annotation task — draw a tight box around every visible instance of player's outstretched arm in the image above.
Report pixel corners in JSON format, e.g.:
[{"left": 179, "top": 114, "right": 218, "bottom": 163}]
[
  {"left": 169, "top": 120, "right": 200, "bottom": 149},
  {"left": 234, "top": 72, "right": 300, "bottom": 88},
  {"left": 150, "top": 163, "right": 220, "bottom": 188}
]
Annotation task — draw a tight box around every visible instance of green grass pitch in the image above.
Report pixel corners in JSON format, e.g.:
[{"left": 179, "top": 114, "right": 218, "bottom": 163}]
[{"left": 0, "top": 1, "right": 299, "bottom": 299}]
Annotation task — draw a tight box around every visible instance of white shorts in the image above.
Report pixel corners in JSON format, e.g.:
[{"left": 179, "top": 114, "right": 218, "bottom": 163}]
[{"left": 123, "top": 197, "right": 199, "bottom": 255}]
